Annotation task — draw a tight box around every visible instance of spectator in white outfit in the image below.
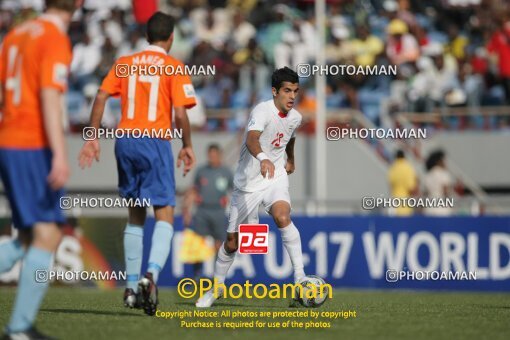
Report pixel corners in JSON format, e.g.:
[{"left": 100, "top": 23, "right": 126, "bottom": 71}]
[{"left": 424, "top": 150, "right": 455, "bottom": 216}]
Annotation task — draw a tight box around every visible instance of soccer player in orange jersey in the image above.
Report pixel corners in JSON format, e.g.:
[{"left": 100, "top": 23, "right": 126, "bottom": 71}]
[
  {"left": 0, "top": 1, "right": 79, "bottom": 339},
  {"left": 78, "top": 12, "right": 197, "bottom": 316}
]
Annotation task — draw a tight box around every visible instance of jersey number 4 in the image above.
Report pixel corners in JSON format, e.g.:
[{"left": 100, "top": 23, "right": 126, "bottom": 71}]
[
  {"left": 127, "top": 74, "right": 160, "bottom": 121},
  {"left": 5, "top": 46, "right": 22, "bottom": 105}
]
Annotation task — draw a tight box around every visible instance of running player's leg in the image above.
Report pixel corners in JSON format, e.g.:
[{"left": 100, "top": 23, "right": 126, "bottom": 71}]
[
  {"left": 215, "top": 232, "right": 238, "bottom": 284},
  {"left": 148, "top": 205, "right": 174, "bottom": 283},
  {"left": 0, "top": 232, "right": 27, "bottom": 274},
  {"left": 123, "top": 206, "right": 146, "bottom": 307},
  {"left": 137, "top": 205, "right": 173, "bottom": 316},
  {"left": 8, "top": 223, "right": 62, "bottom": 334},
  {"left": 0, "top": 148, "right": 65, "bottom": 334},
  {"left": 195, "top": 234, "right": 237, "bottom": 308},
  {"left": 264, "top": 176, "right": 305, "bottom": 283},
  {"left": 196, "top": 189, "right": 261, "bottom": 308},
  {"left": 270, "top": 202, "right": 305, "bottom": 282},
  {"left": 118, "top": 135, "right": 176, "bottom": 314},
  {"left": 140, "top": 137, "right": 177, "bottom": 315},
  {"left": 144, "top": 136, "right": 176, "bottom": 283},
  {"left": 215, "top": 189, "right": 261, "bottom": 284},
  {"left": 115, "top": 138, "right": 147, "bottom": 307},
  {"left": 0, "top": 156, "right": 29, "bottom": 273}
]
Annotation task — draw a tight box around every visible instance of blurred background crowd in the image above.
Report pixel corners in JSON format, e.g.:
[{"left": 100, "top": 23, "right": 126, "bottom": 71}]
[{"left": 1, "top": 0, "right": 510, "bottom": 132}]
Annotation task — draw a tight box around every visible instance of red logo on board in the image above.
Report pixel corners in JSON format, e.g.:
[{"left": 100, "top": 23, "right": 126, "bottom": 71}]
[{"left": 238, "top": 224, "right": 269, "bottom": 254}]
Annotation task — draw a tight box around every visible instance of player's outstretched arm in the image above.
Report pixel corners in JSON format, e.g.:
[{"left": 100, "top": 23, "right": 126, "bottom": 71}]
[
  {"left": 174, "top": 106, "right": 196, "bottom": 177},
  {"left": 246, "top": 130, "right": 275, "bottom": 179},
  {"left": 88, "top": 90, "right": 110, "bottom": 130},
  {"left": 78, "top": 90, "right": 109, "bottom": 169},
  {"left": 285, "top": 137, "right": 296, "bottom": 175},
  {"left": 41, "top": 88, "right": 69, "bottom": 190}
]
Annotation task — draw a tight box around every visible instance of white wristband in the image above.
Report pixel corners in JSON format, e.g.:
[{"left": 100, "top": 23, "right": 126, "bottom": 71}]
[{"left": 256, "top": 153, "right": 269, "bottom": 162}]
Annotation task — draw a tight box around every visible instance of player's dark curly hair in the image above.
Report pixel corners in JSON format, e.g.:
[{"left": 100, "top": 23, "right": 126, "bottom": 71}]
[
  {"left": 45, "top": 0, "right": 76, "bottom": 12},
  {"left": 147, "top": 12, "right": 175, "bottom": 44},
  {"left": 426, "top": 150, "right": 445, "bottom": 171},
  {"left": 271, "top": 67, "right": 299, "bottom": 92}
]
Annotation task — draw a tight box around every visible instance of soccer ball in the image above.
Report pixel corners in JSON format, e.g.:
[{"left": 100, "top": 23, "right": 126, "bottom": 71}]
[{"left": 295, "top": 275, "right": 329, "bottom": 308}]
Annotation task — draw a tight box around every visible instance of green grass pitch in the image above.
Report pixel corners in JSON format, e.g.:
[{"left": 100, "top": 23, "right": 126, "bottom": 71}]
[{"left": 1, "top": 287, "right": 509, "bottom": 340}]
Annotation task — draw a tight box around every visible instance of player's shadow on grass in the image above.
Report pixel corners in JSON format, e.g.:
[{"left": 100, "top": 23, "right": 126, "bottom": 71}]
[
  {"left": 175, "top": 301, "right": 246, "bottom": 308},
  {"left": 175, "top": 302, "right": 290, "bottom": 309},
  {"left": 40, "top": 308, "right": 145, "bottom": 317}
]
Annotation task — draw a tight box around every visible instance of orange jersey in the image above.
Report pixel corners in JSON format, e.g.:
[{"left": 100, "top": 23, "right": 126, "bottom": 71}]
[
  {"left": 100, "top": 45, "right": 197, "bottom": 138},
  {"left": 0, "top": 14, "right": 72, "bottom": 149}
]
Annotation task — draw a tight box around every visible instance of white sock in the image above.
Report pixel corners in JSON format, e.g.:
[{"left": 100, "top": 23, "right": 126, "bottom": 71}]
[
  {"left": 214, "top": 243, "right": 236, "bottom": 285},
  {"left": 280, "top": 222, "right": 305, "bottom": 282}
]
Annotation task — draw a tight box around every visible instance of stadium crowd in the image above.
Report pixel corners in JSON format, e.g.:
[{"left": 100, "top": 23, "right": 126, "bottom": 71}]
[{"left": 1, "top": 0, "right": 509, "bottom": 131}]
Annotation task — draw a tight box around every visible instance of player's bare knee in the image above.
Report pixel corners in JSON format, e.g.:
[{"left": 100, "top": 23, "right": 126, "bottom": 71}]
[
  {"left": 153, "top": 205, "right": 174, "bottom": 224},
  {"left": 33, "top": 224, "right": 62, "bottom": 252},
  {"left": 45, "top": 229, "right": 62, "bottom": 251},
  {"left": 128, "top": 206, "right": 147, "bottom": 226},
  {"left": 225, "top": 239, "right": 238, "bottom": 253},
  {"left": 274, "top": 213, "right": 291, "bottom": 228},
  {"left": 225, "top": 234, "right": 238, "bottom": 253}
]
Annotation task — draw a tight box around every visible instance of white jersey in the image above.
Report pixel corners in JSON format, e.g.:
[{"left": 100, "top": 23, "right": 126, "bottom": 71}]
[
  {"left": 424, "top": 167, "right": 453, "bottom": 216},
  {"left": 233, "top": 99, "right": 302, "bottom": 192}
]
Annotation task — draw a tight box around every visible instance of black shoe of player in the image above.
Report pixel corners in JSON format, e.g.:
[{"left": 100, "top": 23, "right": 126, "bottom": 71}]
[
  {"left": 123, "top": 288, "right": 142, "bottom": 309},
  {"left": 138, "top": 273, "right": 158, "bottom": 316},
  {"left": 2, "top": 327, "right": 56, "bottom": 340}
]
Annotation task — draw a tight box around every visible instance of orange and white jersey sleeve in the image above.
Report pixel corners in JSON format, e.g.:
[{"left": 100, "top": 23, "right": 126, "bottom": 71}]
[
  {"left": 100, "top": 58, "right": 123, "bottom": 96},
  {"left": 39, "top": 33, "right": 72, "bottom": 92},
  {"left": 0, "top": 42, "right": 5, "bottom": 86},
  {"left": 169, "top": 65, "right": 197, "bottom": 109}
]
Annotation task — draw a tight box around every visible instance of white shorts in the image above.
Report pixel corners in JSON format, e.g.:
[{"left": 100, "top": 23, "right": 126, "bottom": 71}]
[{"left": 227, "top": 174, "right": 291, "bottom": 233}]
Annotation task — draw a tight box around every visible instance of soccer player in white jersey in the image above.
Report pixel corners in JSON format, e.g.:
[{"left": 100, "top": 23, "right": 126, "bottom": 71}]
[{"left": 196, "top": 67, "right": 305, "bottom": 308}]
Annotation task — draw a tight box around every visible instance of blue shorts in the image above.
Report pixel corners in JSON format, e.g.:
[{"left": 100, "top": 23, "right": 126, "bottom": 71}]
[
  {"left": 0, "top": 148, "right": 65, "bottom": 229},
  {"left": 115, "top": 137, "right": 175, "bottom": 207}
]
